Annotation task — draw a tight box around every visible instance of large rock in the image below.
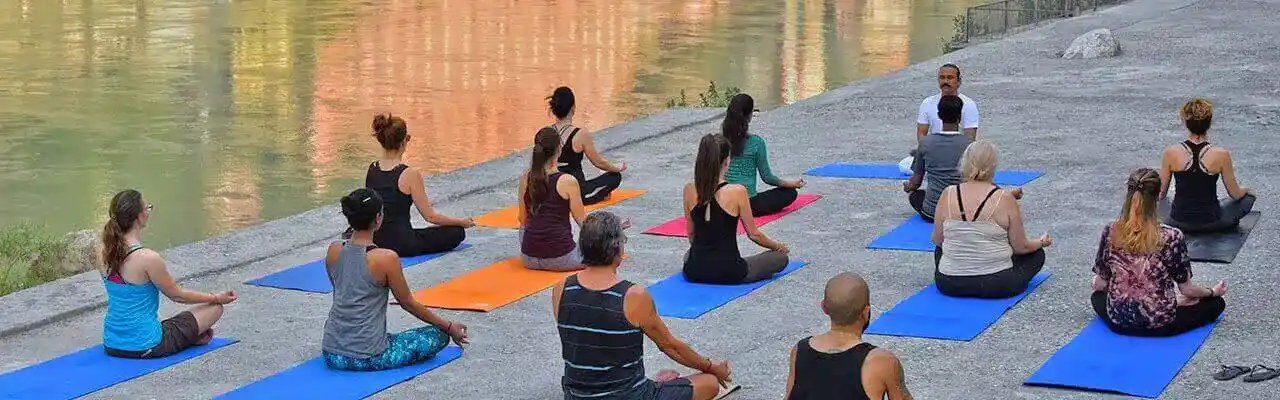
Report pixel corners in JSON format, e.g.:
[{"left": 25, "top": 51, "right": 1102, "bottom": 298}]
[
  {"left": 1062, "top": 28, "right": 1120, "bottom": 59},
  {"left": 60, "top": 229, "right": 100, "bottom": 274}
]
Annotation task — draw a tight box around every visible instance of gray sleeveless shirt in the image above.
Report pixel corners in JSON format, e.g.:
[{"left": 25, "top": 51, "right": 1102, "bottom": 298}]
[{"left": 322, "top": 243, "right": 390, "bottom": 358}]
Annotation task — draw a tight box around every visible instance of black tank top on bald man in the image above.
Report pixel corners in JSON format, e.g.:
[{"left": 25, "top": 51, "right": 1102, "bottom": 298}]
[
  {"left": 788, "top": 338, "right": 876, "bottom": 400},
  {"left": 1170, "top": 140, "right": 1222, "bottom": 225},
  {"left": 557, "top": 275, "right": 651, "bottom": 399}
]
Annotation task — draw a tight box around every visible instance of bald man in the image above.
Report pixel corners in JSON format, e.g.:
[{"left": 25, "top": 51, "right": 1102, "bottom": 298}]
[{"left": 785, "top": 273, "right": 911, "bottom": 400}]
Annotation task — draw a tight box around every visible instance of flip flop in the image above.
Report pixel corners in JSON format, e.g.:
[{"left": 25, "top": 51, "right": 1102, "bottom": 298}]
[
  {"left": 1243, "top": 365, "right": 1280, "bottom": 383},
  {"left": 1213, "top": 365, "right": 1253, "bottom": 381}
]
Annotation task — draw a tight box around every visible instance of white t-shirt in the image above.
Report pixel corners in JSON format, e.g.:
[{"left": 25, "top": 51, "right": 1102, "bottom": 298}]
[{"left": 917, "top": 93, "right": 980, "bottom": 134}]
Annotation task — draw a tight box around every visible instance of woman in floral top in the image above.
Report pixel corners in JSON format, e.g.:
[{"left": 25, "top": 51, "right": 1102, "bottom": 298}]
[{"left": 1092, "top": 168, "right": 1226, "bottom": 337}]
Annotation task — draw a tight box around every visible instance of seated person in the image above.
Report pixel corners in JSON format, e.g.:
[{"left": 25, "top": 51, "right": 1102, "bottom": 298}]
[
  {"left": 1159, "top": 98, "right": 1255, "bottom": 232},
  {"left": 553, "top": 211, "right": 731, "bottom": 400},
  {"left": 931, "top": 141, "right": 1050, "bottom": 299},
  {"left": 323, "top": 188, "right": 468, "bottom": 371},
  {"left": 722, "top": 93, "right": 805, "bottom": 217},
  {"left": 549, "top": 87, "right": 626, "bottom": 205},
  {"left": 904, "top": 94, "right": 972, "bottom": 222},
  {"left": 787, "top": 273, "right": 912, "bottom": 400},
  {"left": 100, "top": 189, "right": 235, "bottom": 359},
  {"left": 683, "top": 134, "right": 790, "bottom": 285},
  {"left": 1093, "top": 168, "right": 1226, "bottom": 337},
  {"left": 366, "top": 114, "right": 473, "bottom": 256},
  {"left": 519, "top": 127, "right": 587, "bottom": 271}
]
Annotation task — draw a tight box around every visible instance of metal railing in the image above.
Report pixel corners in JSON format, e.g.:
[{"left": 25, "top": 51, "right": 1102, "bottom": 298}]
[{"left": 959, "top": 0, "right": 1126, "bottom": 42}]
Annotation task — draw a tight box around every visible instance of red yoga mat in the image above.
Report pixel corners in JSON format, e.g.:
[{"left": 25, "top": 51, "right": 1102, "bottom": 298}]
[{"left": 642, "top": 194, "right": 821, "bottom": 237}]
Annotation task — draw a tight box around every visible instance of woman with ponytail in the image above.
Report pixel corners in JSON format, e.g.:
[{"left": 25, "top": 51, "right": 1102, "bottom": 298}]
[
  {"left": 100, "top": 190, "right": 235, "bottom": 359},
  {"left": 323, "top": 188, "right": 468, "bottom": 371},
  {"left": 364, "top": 114, "right": 472, "bottom": 257},
  {"left": 930, "top": 141, "right": 1049, "bottom": 299},
  {"left": 518, "top": 127, "right": 587, "bottom": 271},
  {"left": 548, "top": 87, "right": 626, "bottom": 205},
  {"left": 682, "top": 134, "right": 789, "bottom": 285},
  {"left": 1092, "top": 168, "right": 1226, "bottom": 336},
  {"left": 1158, "top": 98, "right": 1256, "bottom": 232},
  {"left": 720, "top": 93, "right": 805, "bottom": 216}
]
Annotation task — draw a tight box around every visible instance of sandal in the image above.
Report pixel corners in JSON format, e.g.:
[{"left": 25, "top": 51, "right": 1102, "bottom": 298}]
[
  {"left": 1213, "top": 365, "right": 1253, "bottom": 381},
  {"left": 1243, "top": 365, "right": 1280, "bottom": 383}
]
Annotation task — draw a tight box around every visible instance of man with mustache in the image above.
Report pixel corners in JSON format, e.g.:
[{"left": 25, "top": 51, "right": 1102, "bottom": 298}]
[{"left": 916, "top": 64, "right": 979, "bottom": 140}]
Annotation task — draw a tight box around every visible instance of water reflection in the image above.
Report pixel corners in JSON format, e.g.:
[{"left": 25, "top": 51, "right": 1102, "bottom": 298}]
[{"left": 0, "top": 0, "right": 985, "bottom": 249}]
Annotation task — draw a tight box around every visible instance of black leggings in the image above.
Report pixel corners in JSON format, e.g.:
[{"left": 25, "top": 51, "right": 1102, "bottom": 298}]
[
  {"left": 908, "top": 189, "right": 935, "bottom": 222},
  {"left": 581, "top": 172, "right": 623, "bottom": 206},
  {"left": 684, "top": 250, "right": 788, "bottom": 285},
  {"left": 934, "top": 247, "right": 1045, "bottom": 299},
  {"left": 1091, "top": 291, "right": 1224, "bottom": 337},
  {"left": 376, "top": 226, "right": 465, "bottom": 257},
  {"left": 750, "top": 187, "right": 798, "bottom": 216},
  {"left": 1160, "top": 194, "right": 1256, "bottom": 233}
]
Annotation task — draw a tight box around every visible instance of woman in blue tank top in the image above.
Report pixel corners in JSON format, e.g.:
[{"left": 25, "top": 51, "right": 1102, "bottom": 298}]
[
  {"left": 100, "top": 190, "right": 237, "bottom": 358},
  {"left": 1158, "top": 98, "right": 1256, "bottom": 232}
]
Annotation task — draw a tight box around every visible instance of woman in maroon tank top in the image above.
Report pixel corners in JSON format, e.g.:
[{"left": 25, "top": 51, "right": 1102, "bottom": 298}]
[{"left": 519, "top": 127, "right": 587, "bottom": 271}]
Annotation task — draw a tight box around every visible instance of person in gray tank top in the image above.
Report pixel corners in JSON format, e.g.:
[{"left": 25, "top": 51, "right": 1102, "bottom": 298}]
[{"left": 322, "top": 188, "right": 470, "bottom": 371}]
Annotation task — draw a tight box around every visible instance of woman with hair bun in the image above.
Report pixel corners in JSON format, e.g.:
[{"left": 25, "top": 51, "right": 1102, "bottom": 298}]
[
  {"left": 100, "top": 189, "right": 235, "bottom": 359},
  {"left": 1092, "top": 168, "right": 1226, "bottom": 337},
  {"left": 365, "top": 114, "right": 473, "bottom": 257},
  {"left": 1158, "top": 98, "right": 1256, "bottom": 232},
  {"left": 323, "top": 188, "right": 468, "bottom": 371},
  {"left": 548, "top": 87, "right": 625, "bottom": 205}
]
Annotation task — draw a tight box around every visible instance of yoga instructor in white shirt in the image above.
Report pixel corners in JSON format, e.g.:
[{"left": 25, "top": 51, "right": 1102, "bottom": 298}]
[{"left": 916, "top": 63, "right": 980, "bottom": 140}]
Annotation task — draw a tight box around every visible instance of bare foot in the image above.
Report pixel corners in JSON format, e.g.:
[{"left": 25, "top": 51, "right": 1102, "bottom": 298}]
[
  {"left": 196, "top": 328, "right": 214, "bottom": 345},
  {"left": 655, "top": 369, "right": 679, "bottom": 382}
]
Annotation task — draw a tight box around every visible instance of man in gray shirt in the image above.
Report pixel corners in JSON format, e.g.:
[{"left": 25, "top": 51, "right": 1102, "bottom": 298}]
[{"left": 904, "top": 95, "right": 970, "bottom": 221}]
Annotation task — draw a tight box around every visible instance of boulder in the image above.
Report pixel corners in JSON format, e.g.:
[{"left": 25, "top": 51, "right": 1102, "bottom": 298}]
[
  {"left": 60, "top": 229, "right": 100, "bottom": 274},
  {"left": 1062, "top": 28, "right": 1120, "bottom": 59}
]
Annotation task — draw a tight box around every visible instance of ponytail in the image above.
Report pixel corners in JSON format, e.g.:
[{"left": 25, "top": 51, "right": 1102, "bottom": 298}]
[
  {"left": 1111, "top": 168, "right": 1162, "bottom": 253},
  {"left": 721, "top": 93, "right": 754, "bottom": 157},
  {"left": 694, "top": 134, "right": 731, "bottom": 205},
  {"left": 101, "top": 190, "right": 144, "bottom": 276},
  {"left": 526, "top": 127, "right": 562, "bottom": 215}
]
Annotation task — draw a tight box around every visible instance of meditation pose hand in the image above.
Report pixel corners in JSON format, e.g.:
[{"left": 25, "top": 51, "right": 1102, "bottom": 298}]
[
  {"left": 445, "top": 320, "right": 469, "bottom": 345},
  {"left": 214, "top": 290, "right": 238, "bottom": 305},
  {"left": 705, "top": 359, "right": 732, "bottom": 386}
]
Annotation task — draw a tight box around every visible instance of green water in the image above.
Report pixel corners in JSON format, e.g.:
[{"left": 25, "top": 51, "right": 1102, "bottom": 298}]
[{"left": 0, "top": 0, "right": 980, "bottom": 249}]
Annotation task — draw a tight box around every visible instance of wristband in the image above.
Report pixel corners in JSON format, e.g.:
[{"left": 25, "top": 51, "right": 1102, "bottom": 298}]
[{"left": 445, "top": 322, "right": 454, "bottom": 333}]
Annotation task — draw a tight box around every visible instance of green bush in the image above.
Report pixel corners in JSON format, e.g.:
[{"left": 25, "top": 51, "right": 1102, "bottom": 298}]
[
  {"left": 0, "top": 224, "right": 72, "bottom": 297},
  {"left": 941, "top": 14, "right": 967, "bottom": 53},
  {"left": 666, "top": 81, "right": 742, "bottom": 108}
]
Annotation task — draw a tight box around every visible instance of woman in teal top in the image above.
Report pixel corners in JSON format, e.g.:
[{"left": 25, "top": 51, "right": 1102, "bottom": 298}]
[
  {"left": 101, "top": 190, "right": 237, "bottom": 358},
  {"left": 721, "top": 93, "right": 805, "bottom": 216}
]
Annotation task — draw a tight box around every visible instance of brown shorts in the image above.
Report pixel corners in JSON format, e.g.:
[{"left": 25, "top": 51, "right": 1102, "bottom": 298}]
[{"left": 104, "top": 311, "right": 202, "bottom": 359}]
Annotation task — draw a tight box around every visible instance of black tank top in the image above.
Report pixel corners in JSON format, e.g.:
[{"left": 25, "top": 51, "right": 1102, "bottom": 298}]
[
  {"left": 683, "top": 183, "right": 749, "bottom": 284},
  {"left": 1170, "top": 141, "right": 1222, "bottom": 224},
  {"left": 365, "top": 163, "right": 416, "bottom": 252},
  {"left": 788, "top": 338, "right": 876, "bottom": 400},
  {"left": 522, "top": 172, "right": 575, "bottom": 258},
  {"left": 557, "top": 275, "right": 650, "bottom": 399},
  {"left": 555, "top": 125, "right": 587, "bottom": 184}
]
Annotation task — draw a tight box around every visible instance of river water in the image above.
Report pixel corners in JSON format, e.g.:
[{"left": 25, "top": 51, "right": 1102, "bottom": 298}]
[{"left": 0, "top": 0, "right": 980, "bottom": 249}]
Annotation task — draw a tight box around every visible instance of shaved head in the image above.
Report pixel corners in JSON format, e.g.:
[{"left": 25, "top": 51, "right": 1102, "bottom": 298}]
[{"left": 823, "top": 272, "right": 870, "bottom": 326}]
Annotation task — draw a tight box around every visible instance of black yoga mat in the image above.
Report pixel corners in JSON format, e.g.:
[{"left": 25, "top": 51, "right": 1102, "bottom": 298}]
[{"left": 1185, "top": 211, "right": 1260, "bottom": 263}]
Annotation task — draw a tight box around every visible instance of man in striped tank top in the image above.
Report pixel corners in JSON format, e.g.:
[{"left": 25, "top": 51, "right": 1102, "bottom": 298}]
[{"left": 552, "top": 211, "right": 732, "bottom": 400}]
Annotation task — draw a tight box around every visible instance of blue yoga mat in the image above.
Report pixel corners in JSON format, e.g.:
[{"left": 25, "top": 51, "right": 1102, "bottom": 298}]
[
  {"left": 0, "top": 338, "right": 237, "bottom": 400},
  {"left": 1025, "top": 318, "right": 1220, "bottom": 398},
  {"left": 247, "top": 244, "right": 470, "bottom": 293},
  {"left": 217, "top": 346, "right": 463, "bottom": 400},
  {"left": 648, "top": 261, "right": 808, "bottom": 319},
  {"left": 866, "top": 273, "right": 1050, "bottom": 341},
  {"left": 867, "top": 216, "right": 935, "bottom": 252},
  {"left": 806, "top": 163, "right": 1044, "bottom": 186}
]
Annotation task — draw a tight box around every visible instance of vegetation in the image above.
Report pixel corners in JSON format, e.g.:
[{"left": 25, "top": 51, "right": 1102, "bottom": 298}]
[
  {"left": 0, "top": 224, "right": 72, "bottom": 297},
  {"left": 666, "top": 81, "right": 742, "bottom": 108},
  {"left": 941, "top": 14, "right": 968, "bottom": 53}
]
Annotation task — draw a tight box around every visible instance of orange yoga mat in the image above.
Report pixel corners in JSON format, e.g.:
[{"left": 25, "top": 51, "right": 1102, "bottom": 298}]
[
  {"left": 412, "top": 257, "right": 577, "bottom": 311},
  {"left": 473, "top": 189, "right": 646, "bottom": 229}
]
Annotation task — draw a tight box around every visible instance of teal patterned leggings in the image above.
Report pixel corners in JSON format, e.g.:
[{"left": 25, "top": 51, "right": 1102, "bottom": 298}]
[{"left": 323, "top": 326, "right": 450, "bottom": 371}]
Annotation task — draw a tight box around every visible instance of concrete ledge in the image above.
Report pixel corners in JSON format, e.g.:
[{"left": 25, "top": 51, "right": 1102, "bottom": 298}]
[{"left": 0, "top": 107, "right": 723, "bottom": 338}]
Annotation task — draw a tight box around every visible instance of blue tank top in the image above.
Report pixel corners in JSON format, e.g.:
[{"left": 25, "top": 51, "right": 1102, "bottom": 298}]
[{"left": 102, "top": 245, "right": 163, "bottom": 351}]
